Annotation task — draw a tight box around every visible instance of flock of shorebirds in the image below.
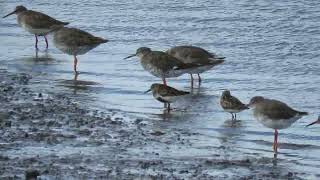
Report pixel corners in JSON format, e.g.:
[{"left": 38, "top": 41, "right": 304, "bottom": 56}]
[{"left": 3, "top": 5, "right": 319, "bottom": 155}]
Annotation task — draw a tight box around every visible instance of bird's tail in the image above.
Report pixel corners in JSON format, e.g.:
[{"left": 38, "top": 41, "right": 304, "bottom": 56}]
[
  {"left": 174, "top": 59, "right": 225, "bottom": 70},
  {"left": 209, "top": 55, "right": 225, "bottom": 61},
  {"left": 100, "top": 39, "right": 109, "bottom": 43},
  {"left": 207, "top": 59, "right": 225, "bottom": 66},
  {"left": 63, "top": 22, "right": 70, "bottom": 25},
  {"left": 48, "top": 25, "right": 65, "bottom": 33},
  {"left": 298, "top": 111, "right": 308, "bottom": 116}
]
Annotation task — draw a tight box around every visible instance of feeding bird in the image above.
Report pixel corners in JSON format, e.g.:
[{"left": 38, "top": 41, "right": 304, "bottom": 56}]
[
  {"left": 220, "top": 90, "right": 248, "bottom": 120},
  {"left": 125, "top": 47, "right": 207, "bottom": 85},
  {"left": 145, "top": 83, "right": 189, "bottom": 112},
  {"left": 3, "top": 5, "right": 69, "bottom": 49},
  {"left": 53, "top": 27, "right": 108, "bottom": 73},
  {"left": 167, "top": 46, "right": 225, "bottom": 87}
]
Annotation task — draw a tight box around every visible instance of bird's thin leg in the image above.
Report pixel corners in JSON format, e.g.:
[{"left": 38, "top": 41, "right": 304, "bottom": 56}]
[
  {"left": 73, "top": 55, "right": 78, "bottom": 74},
  {"left": 197, "top": 73, "right": 202, "bottom": 84},
  {"left": 44, "top": 35, "right": 49, "bottom": 49},
  {"left": 190, "top": 74, "right": 194, "bottom": 88},
  {"left": 273, "top": 129, "right": 278, "bottom": 154},
  {"left": 167, "top": 103, "right": 171, "bottom": 113},
  {"left": 35, "top": 49, "right": 39, "bottom": 58},
  {"left": 73, "top": 72, "right": 79, "bottom": 81},
  {"left": 34, "top": 35, "right": 38, "bottom": 49},
  {"left": 231, "top": 113, "right": 234, "bottom": 120},
  {"left": 162, "top": 78, "right": 167, "bottom": 86},
  {"left": 234, "top": 113, "right": 237, "bottom": 120}
]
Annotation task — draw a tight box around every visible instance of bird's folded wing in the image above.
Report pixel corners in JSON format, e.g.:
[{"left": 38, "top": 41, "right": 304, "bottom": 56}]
[{"left": 22, "top": 11, "right": 67, "bottom": 29}]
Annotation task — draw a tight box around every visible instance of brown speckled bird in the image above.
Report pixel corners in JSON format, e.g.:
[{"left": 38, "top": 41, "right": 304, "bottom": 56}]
[
  {"left": 248, "top": 96, "right": 308, "bottom": 154},
  {"left": 124, "top": 47, "right": 208, "bottom": 86},
  {"left": 145, "top": 83, "right": 189, "bottom": 111},
  {"left": 220, "top": 90, "right": 248, "bottom": 120},
  {"left": 3, "top": 5, "right": 69, "bottom": 49},
  {"left": 53, "top": 27, "right": 108, "bottom": 73},
  {"left": 167, "top": 46, "right": 225, "bottom": 87}
]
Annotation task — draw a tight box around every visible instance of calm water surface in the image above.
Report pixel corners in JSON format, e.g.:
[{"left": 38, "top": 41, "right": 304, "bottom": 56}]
[{"left": 1, "top": 0, "right": 320, "bottom": 178}]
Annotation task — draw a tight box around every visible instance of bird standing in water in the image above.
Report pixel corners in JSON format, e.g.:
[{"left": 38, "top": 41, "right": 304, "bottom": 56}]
[
  {"left": 167, "top": 46, "right": 225, "bottom": 87},
  {"left": 3, "top": 5, "right": 69, "bottom": 49},
  {"left": 248, "top": 96, "right": 308, "bottom": 154},
  {"left": 220, "top": 90, "right": 248, "bottom": 120},
  {"left": 125, "top": 47, "right": 206, "bottom": 85},
  {"left": 145, "top": 83, "right": 189, "bottom": 112},
  {"left": 53, "top": 27, "right": 108, "bottom": 73}
]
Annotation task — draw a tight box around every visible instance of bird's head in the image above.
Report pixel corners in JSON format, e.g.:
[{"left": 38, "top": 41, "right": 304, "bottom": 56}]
[
  {"left": 124, "top": 47, "right": 151, "bottom": 59},
  {"left": 247, "top": 96, "right": 265, "bottom": 108},
  {"left": 144, "top": 83, "right": 163, "bottom": 94},
  {"left": 221, "top": 90, "right": 231, "bottom": 97},
  {"left": 3, "top": 5, "right": 27, "bottom": 18}
]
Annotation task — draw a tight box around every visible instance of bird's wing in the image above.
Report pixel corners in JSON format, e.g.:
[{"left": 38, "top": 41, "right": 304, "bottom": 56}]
[
  {"left": 221, "top": 96, "right": 247, "bottom": 110},
  {"left": 258, "top": 99, "right": 299, "bottom": 120},
  {"left": 168, "top": 46, "right": 212, "bottom": 63},
  {"left": 55, "top": 28, "right": 108, "bottom": 46},
  {"left": 21, "top": 10, "right": 68, "bottom": 29},
  {"left": 230, "top": 96, "right": 247, "bottom": 109},
  {"left": 168, "top": 46, "right": 225, "bottom": 65},
  {"left": 158, "top": 85, "right": 189, "bottom": 97},
  {"left": 147, "top": 51, "right": 186, "bottom": 71}
]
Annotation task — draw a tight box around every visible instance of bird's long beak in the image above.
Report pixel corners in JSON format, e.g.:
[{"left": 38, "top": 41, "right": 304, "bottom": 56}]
[
  {"left": 306, "top": 120, "right": 319, "bottom": 127},
  {"left": 144, "top": 89, "right": 151, "bottom": 94},
  {"left": 3, "top": 10, "right": 16, "bottom": 18},
  {"left": 124, "top": 54, "right": 136, "bottom": 60},
  {"left": 306, "top": 116, "right": 320, "bottom": 127}
]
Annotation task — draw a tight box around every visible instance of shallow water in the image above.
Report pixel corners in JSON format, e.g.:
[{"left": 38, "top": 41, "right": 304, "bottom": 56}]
[{"left": 1, "top": 0, "right": 320, "bottom": 178}]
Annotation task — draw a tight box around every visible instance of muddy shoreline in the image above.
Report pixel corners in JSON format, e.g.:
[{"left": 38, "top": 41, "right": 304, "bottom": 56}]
[{"left": 0, "top": 70, "right": 306, "bottom": 179}]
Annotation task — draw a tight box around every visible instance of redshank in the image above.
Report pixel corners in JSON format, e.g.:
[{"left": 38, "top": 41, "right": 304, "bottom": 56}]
[
  {"left": 220, "top": 90, "right": 248, "bottom": 120},
  {"left": 124, "top": 47, "right": 206, "bottom": 85},
  {"left": 166, "top": 46, "right": 225, "bottom": 87},
  {"left": 248, "top": 96, "right": 308, "bottom": 154},
  {"left": 306, "top": 115, "right": 320, "bottom": 127},
  {"left": 3, "top": 5, "right": 69, "bottom": 49},
  {"left": 145, "top": 83, "right": 189, "bottom": 112},
  {"left": 53, "top": 27, "right": 108, "bottom": 73}
]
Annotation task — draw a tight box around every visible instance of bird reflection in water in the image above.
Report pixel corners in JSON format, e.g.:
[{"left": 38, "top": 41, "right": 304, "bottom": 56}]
[{"left": 58, "top": 73, "right": 99, "bottom": 94}]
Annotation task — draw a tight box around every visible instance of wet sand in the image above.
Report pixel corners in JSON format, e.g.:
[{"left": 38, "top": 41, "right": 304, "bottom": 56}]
[{"left": 0, "top": 70, "right": 309, "bottom": 179}]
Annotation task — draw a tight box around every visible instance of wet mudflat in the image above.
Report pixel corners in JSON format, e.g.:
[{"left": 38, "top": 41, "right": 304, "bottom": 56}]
[
  {"left": 0, "top": 70, "right": 316, "bottom": 179},
  {"left": 1, "top": 0, "right": 320, "bottom": 179}
]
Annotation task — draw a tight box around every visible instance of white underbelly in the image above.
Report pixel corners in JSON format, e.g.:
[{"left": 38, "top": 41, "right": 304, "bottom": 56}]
[
  {"left": 154, "top": 94, "right": 182, "bottom": 103},
  {"left": 20, "top": 22, "right": 52, "bottom": 35},
  {"left": 188, "top": 65, "right": 215, "bottom": 74},
  {"left": 255, "top": 114, "right": 301, "bottom": 130},
  {"left": 224, "top": 109, "right": 242, "bottom": 113},
  {"left": 53, "top": 42, "right": 97, "bottom": 56},
  {"left": 142, "top": 64, "right": 188, "bottom": 78}
]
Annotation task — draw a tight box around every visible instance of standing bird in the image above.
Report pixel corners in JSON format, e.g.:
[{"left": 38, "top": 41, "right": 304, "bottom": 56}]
[
  {"left": 124, "top": 47, "right": 205, "bottom": 85},
  {"left": 306, "top": 115, "right": 320, "bottom": 127},
  {"left": 220, "top": 90, "right": 248, "bottom": 120},
  {"left": 3, "top": 5, "right": 69, "bottom": 49},
  {"left": 248, "top": 96, "right": 308, "bottom": 154},
  {"left": 166, "top": 46, "right": 225, "bottom": 87},
  {"left": 145, "top": 83, "right": 189, "bottom": 112},
  {"left": 53, "top": 27, "right": 108, "bottom": 73}
]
